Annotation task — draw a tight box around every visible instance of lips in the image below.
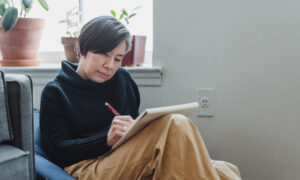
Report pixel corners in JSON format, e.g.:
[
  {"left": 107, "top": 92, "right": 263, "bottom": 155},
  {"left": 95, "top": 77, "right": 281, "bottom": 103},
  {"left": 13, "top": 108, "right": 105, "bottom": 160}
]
[{"left": 97, "top": 71, "right": 110, "bottom": 79}]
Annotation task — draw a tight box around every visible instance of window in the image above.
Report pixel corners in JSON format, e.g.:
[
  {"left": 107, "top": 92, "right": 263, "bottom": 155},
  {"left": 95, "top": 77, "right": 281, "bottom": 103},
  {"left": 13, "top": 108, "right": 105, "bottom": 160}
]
[
  {"left": 83, "top": 0, "right": 153, "bottom": 51},
  {"left": 28, "top": 0, "right": 153, "bottom": 64},
  {"left": 29, "top": 0, "right": 75, "bottom": 52}
]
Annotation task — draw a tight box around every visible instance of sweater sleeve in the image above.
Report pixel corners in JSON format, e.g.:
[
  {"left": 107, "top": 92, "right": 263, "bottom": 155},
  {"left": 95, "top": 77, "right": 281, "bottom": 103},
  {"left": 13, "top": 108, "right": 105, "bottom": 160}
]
[
  {"left": 130, "top": 76, "right": 140, "bottom": 118},
  {"left": 40, "top": 83, "right": 111, "bottom": 167}
]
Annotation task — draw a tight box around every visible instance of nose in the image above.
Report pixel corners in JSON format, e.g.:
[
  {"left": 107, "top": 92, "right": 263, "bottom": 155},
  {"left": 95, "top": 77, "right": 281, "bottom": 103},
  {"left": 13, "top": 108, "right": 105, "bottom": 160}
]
[{"left": 104, "top": 57, "right": 114, "bottom": 70}]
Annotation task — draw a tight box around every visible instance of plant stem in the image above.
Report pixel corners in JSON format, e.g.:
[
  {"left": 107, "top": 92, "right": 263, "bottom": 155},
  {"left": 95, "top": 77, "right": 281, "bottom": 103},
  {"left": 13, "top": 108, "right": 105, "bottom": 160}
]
[
  {"left": 20, "top": 4, "right": 23, "bottom": 17},
  {"left": 23, "top": 7, "right": 27, "bottom": 18},
  {"left": 11, "top": 0, "right": 14, "bottom": 7}
]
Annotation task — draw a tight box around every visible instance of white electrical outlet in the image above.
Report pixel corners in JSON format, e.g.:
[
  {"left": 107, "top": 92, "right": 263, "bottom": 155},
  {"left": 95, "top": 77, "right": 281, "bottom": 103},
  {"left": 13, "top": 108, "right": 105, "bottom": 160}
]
[
  {"left": 197, "top": 88, "right": 215, "bottom": 117},
  {"left": 200, "top": 96, "right": 209, "bottom": 108}
]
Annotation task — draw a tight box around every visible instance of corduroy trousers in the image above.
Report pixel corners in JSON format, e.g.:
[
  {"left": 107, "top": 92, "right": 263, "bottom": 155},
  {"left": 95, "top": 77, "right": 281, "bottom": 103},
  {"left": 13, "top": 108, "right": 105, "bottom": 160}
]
[{"left": 65, "top": 114, "right": 241, "bottom": 180}]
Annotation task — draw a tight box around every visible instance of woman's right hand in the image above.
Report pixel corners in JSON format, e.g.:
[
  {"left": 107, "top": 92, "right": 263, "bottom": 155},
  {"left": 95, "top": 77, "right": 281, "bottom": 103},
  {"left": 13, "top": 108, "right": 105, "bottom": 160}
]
[{"left": 107, "top": 116, "right": 134, "bottom": 147}]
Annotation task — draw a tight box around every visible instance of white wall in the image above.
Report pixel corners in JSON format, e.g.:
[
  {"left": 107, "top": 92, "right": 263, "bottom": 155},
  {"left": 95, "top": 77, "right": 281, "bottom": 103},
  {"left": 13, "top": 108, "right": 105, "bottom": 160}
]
[{"left": 143, "top": 0, "right": 300, "bottom": 179}]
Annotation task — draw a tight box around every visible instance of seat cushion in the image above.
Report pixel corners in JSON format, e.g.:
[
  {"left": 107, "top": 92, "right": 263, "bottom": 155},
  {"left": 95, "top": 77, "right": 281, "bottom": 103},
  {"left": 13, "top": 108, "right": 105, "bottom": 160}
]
[
  {"left": 0, "top": 70, "right": 13, "bottom": 143},
  {"left": 34, "top": 109, "right": 75, "bottom": 180},
  {"left": 34, "top": 108, "right": 47, "bottom": 158},
  {"left": 0, "top": 144, "right": 30, "bottom": 180},
  {"left": 35, "top": 153, "right": 75, "bottom": 180}
]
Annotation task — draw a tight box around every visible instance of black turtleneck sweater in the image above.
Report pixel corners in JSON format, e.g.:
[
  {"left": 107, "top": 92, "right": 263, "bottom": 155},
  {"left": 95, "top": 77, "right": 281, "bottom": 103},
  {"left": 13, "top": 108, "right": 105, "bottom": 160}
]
[{"left": 40, "top": 61, "right": 140, "bottom": 168}]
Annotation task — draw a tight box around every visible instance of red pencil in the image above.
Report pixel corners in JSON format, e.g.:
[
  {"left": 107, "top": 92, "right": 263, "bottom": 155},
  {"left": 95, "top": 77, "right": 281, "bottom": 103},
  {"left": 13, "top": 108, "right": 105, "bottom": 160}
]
[{"left": 105, "top": 102, "right": 121, "bottom": 116}]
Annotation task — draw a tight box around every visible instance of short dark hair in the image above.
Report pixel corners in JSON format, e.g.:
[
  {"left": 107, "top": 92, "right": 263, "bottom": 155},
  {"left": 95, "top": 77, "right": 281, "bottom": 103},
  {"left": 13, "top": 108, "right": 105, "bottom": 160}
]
[{"left": 76, "top": 16, "right": 132, "bottom": 58}]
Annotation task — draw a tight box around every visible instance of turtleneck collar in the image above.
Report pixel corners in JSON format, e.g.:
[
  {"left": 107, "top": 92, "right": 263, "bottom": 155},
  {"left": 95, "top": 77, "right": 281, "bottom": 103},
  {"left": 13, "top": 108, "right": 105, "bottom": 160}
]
[{"left": 56, "top": 60, "right": 117, "bottom": 91}]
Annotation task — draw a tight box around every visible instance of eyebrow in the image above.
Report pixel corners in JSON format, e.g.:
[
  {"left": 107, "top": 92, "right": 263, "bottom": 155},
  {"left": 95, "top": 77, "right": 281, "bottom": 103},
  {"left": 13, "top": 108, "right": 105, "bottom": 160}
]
[
  {"left": 106, "top": 52, "right": 125, "bottom": 57},
  {"left": 117, "top": 54, "right": 125, "bottom": 57}
]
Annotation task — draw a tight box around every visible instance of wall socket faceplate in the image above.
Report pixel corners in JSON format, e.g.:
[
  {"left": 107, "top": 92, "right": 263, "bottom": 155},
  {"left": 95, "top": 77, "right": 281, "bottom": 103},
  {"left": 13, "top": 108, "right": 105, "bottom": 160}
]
[{"left": 197, "top": 88, "right": 215, "bottom": 117}]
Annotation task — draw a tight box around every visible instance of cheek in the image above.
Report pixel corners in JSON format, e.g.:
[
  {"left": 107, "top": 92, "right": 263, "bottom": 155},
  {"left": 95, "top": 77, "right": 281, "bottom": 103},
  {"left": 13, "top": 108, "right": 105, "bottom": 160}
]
[
  {"left": 84, "top": 61, "right": 99, "bottom": 76},
  {"left": 112, "top": 65, "right": 121, "bottom": 74}
]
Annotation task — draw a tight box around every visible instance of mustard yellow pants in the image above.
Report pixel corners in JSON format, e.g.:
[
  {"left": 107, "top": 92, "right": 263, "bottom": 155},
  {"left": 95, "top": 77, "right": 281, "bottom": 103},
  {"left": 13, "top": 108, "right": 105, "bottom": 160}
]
[{"left": 64, "top": 114, "right": 241, "bottom": 180}]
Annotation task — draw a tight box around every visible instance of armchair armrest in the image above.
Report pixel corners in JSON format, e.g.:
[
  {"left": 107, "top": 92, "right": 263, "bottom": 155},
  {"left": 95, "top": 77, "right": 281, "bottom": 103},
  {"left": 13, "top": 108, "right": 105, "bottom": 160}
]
[{"left": 5, "top": 74, "right": 34, "bottom": 180}]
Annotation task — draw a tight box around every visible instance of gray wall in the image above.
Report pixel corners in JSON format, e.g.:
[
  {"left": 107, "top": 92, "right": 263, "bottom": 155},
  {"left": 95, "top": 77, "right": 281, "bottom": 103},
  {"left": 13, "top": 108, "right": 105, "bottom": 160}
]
[{"left": 141, "top": 0, "right": 300, "bottom": 179}]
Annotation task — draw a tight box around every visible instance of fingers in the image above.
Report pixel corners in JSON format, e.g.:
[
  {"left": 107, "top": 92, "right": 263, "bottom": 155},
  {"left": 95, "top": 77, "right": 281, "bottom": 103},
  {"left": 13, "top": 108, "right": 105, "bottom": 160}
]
[
  {"left": 113, "top": 115, "right": 134, "bottom": 123},
  {"left": 112, "top": 119, "right": 131, "bottom": 129},
  {"left": 112, "top": 116, "right": 134, "bottom": 129},
  {"left": 107, "top": 127, "right": 123, "bottom": 146},
  {"left": 110, "top": 126, "right": 124, "bottom": 137},
  {"left": 110, "top": 120, "right": 129, "bottom": 140},
  {"left": 107, "top": 116, "right": 134, "bottom": 147},
  {"left": 110, "top": 124, "right": 127, "bottom": 133}
]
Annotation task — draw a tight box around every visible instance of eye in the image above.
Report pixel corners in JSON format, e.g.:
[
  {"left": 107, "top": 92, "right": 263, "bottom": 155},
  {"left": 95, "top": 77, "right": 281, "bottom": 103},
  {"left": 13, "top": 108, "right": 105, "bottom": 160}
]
[{"left": 114, "top": 58, "right": 121, "bottom": 62}]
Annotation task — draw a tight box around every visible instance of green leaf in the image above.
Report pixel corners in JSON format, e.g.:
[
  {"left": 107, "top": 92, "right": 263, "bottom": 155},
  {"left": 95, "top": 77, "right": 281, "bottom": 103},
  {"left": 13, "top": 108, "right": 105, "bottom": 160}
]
[
  {"left": 66, "top": 9, "right": 72, "bottom": 17},
  {"left": 38, "top": 0, "right": 49, "bottom": 11},
  {"left": 110, "top": 10, "right": 116, "bottom": 17},
  {"left": 0, "top": 0, "right": 7, "bottom": 4},
  {"left": 121, "top": 8, "right": 128, "bottom": 16},
  {"left": 58, "top": 19, "right": 67, "bottom": 23},
  {"left": 0, "top": 3, "right": 6, "bottom": 16},
  {"left": 119, "top": 13, "right": 124, "bottom": 20},
  {"left": 0, "top": 0, "right": 8, "bottom": 4},
  {"left": 25, "top": 7, "right": 31, "bottom": 14},
  {"left": 125, "top": 17, "right": 129, "bottom": 24},
  {"left": 2, "top": 7, "right": 18, "bottom": 31},
  {"left": 69, "top": 7, "right": 79, "bottom": 17},
  {"left": 128, "top": 13, "right": 136, "bottom": 19},
  {"left": 132, "top": 6, "right": 141, "bottom": 11},
  {"left": 73, "top": 31, "right": 79, "bottom": 37},
  {"left": 22, "top": 0, "right": 32, "bottom": 9}
]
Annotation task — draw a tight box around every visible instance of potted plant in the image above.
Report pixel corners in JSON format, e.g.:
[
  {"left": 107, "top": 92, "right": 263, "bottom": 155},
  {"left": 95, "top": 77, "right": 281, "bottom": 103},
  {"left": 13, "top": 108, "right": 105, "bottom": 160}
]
[
  {"left": 59, "top": 5, "right": 80, "bottom": 63},
  {"left": 110, "top": 6, "right": 146, "bottom": 66},
  {"left": 0, "top": 0, "right": 49, "bottom": 66}
]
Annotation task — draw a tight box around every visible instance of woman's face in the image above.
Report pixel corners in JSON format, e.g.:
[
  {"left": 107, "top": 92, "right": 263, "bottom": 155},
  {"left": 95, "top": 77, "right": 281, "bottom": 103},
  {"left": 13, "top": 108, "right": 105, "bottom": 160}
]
[{"left": 77, "top": 41, "right": 127, "bottom": 83}]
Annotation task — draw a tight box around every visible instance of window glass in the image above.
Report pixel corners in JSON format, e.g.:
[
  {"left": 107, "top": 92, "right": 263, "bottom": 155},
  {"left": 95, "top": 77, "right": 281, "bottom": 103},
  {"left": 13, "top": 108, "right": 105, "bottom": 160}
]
[
  {"left": 29, "top": 0, "right": 153, "bottom": 52},
  {"left": 29, "top": 0, "right": 78, "bottom": 52},
  {"left": 83, "top": 0, "right": 153, "bottom": 51}
]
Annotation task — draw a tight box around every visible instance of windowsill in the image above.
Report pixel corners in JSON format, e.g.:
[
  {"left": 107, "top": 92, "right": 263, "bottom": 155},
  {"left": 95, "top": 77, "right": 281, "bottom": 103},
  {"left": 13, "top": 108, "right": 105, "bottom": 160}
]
[
  {"left": 0, "top": 50, "right": 162, "bottom": 87},
  {"left": 1, "top": 63, "right": 163, "bottom": 87}
]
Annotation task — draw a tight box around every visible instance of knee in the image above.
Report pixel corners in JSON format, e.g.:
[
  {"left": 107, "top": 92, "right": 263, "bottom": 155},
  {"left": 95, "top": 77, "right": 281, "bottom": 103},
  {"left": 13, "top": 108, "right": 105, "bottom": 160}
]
[
  {"left": 160, "top": 113, "right": 195, "bottom": 131},
  {"left": 169, "top": 113, "right": 191, "bottom": 125},
  {"left": 160, "top": 113, "right": 200, "bottom": 140},
  {"left": 155, "top": 113, "right": 189, "bottom": 125},
  {"left": 150, "top": 113, "right": 195, "bottom": 133}
]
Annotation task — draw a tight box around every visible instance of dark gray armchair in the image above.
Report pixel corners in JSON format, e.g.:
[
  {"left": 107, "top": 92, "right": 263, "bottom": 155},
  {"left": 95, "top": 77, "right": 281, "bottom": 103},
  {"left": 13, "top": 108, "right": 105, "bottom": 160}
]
[
  {"left": 0, "top": 69, "right": 75, "bottom": 180},
  {"left": 0, "top": 71, "right": 34, "bottom": 180}
]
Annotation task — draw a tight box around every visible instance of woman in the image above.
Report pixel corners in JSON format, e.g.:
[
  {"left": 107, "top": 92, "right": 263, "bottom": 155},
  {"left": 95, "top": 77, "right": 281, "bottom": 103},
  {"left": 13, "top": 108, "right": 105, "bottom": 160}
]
[{"left": 40, "top": 16, "right": 241, "bottom": 180}]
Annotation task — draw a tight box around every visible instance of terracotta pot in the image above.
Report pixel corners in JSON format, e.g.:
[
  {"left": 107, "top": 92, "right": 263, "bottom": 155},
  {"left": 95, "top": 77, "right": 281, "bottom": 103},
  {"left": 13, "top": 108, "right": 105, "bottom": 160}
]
[
  {"left": 61, "top": 37, "right": 79, "bottom": 63},
  {"left": 122, "top": 35, "right": 147, "bottom": 66},
  {"left": 0, "top": 18, "right": 45, "bottom": 66}
]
